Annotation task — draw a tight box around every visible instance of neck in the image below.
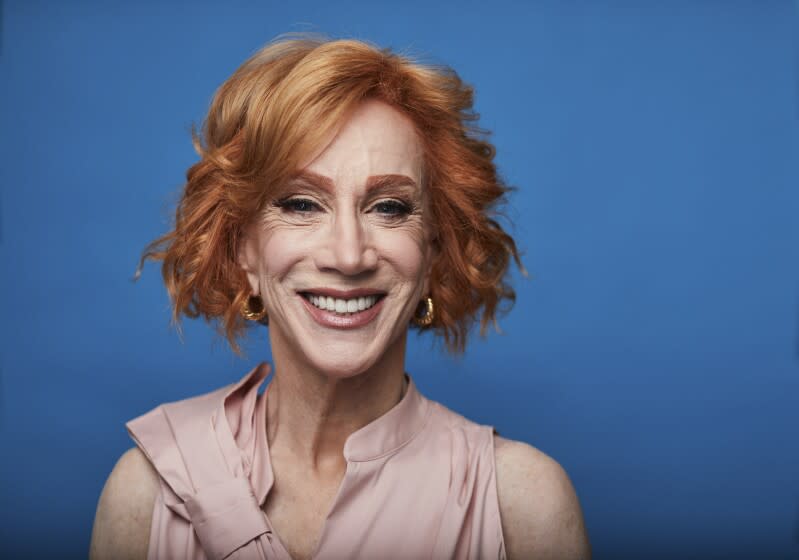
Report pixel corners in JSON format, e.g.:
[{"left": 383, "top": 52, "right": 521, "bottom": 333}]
[{"left": 265, "top": 330, "right": 408, "bottom": 479}]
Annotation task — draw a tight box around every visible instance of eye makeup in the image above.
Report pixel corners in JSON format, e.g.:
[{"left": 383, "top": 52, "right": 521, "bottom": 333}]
[
  {"left": 268, "top": 172, "right": 424, "bottom": 223},
  {"left": 370, "top": 198, "right": 415, "bottom": 217},
  {"left": 274, "top": 197, "right": 322, "bottom": 213}
]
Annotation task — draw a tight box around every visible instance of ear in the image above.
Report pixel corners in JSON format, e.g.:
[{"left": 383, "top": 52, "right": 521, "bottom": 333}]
[{"left": 237, "top": 227, "right": 261, "bottom": 295}]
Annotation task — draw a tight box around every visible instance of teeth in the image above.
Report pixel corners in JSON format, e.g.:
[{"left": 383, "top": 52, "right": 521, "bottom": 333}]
[{"left": 305, "top": 294, "right": 379, "bottom": 314}]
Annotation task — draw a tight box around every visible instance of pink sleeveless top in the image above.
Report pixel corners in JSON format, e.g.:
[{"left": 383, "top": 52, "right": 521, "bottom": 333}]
[{"left": 127, "top": 363, "right": 506, "bottom": 560}]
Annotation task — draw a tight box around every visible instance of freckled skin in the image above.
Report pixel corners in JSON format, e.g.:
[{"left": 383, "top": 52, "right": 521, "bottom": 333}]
[{"left": 239, "top": 99, "right": 435, "bottom": 379}]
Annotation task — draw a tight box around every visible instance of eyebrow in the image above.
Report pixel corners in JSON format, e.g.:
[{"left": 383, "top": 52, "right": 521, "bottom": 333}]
[{"left": 288, "top": 171, "right": 418, "bottom": 191}]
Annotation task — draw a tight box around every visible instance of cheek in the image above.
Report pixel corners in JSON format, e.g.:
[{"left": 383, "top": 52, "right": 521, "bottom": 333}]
[
  {"left": 259, "top": 229, "right": 308, "bottom": 279},
  {"left": 374, "top": 227, "right": 430, "bottom": 280}
]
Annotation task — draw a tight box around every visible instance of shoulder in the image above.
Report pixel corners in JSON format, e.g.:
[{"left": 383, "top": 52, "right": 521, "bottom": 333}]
[
  {"left": 89, "top": 447, "right": 161, "bottom": 560},
  {"left": 493, "top": 436, "right": 591, "bottom": 560}
]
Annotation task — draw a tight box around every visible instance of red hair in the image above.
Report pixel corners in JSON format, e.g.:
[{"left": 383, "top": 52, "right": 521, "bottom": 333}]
[{"left": 138, "top": 35, "right": 522, "bottom": 355}]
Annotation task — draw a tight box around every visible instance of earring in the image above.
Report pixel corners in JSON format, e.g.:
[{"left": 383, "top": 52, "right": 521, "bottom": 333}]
[
  {"left": 412, "top": 297, "right": 435, "bottom": 327},
  {"left": 241, "top": 294, "right": 267, "bottom": 322}
]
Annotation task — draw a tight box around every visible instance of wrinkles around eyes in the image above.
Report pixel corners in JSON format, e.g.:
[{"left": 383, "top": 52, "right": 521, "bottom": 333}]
[
  {"left": 260, "top": 189, "right": 425, "bottom": 225},
  {"left": 269, "top": 180, "right": 423, "bottom": 211},
  {"left": 259, "top": 205, "right": 427, "bottom": 235},
  {"left": 255, "top": 205, "right": 430, "bottom": 258}
]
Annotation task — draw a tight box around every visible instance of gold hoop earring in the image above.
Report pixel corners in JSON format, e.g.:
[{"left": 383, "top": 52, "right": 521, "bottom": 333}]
[
  {"left": 241, "top": 294, "right": 267, "bottom": 322},
  {"left": 412, "top": 297, "right": 434, "bottom": 327}
]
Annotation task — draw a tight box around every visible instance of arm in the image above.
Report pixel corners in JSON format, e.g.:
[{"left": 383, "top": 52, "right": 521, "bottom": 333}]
[
  {"left": 89, "top": 447, "right": 160, "bottom": 560},
  {"left": 494, "top": 436, "right": 591, "bottom": 560}
]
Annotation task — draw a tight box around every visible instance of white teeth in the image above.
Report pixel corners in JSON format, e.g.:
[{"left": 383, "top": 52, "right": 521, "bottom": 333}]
[{"left": 305, "top": 294, "right": 379, "bottom": 314}]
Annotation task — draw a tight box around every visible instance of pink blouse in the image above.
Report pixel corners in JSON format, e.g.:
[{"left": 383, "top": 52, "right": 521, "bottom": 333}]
[{"left": 127, "top": 363, "right": 506, "bottom": 559}]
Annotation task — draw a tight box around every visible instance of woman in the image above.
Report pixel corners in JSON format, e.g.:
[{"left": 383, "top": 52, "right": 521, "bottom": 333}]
[{"left": 90, "top": 36, "right": 590, "bottom": 560}]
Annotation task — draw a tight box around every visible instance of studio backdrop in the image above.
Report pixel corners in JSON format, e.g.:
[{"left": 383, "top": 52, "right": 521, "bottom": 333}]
[{"left": 1, "top": 1, "right": 797, "bottom": 558}]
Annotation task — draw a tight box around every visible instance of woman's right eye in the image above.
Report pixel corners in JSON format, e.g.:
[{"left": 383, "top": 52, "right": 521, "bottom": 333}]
[{"left": 276, "top": 198, "right": 320, "bottom": 213}]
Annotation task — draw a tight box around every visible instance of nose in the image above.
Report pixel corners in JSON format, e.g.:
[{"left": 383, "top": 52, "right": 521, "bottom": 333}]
[{"left": 315, "top": 209, "right": 378, "bottom": 275}]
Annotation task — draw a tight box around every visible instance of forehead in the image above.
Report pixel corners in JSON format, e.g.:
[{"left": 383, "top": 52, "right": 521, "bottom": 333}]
[{"left": 300, "top": 99, "right": 424, "bottom": 182}]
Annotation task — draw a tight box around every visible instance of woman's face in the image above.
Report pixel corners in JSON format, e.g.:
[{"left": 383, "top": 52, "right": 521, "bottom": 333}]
[{"left": 238, "top": 99, "right": 434, "bottom": 378}]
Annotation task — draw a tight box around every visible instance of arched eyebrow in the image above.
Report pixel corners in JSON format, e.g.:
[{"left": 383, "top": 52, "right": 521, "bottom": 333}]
[
  {"left": 288, "top": 171, "right": 418, "bottom": 192},
  {"left": 365, "top": 174, "right": 418, "bottom": 191},
  {"left": 287, "top": 171, "right": 334, "bottom": 190}
]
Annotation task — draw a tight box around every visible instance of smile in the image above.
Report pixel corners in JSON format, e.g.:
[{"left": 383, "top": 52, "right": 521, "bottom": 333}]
[
  {"left": 298, "top": 290, "right": 386, "bottom": 329},
  {"left": 304, "top": 294, "right": 380, "bottom": 313}
]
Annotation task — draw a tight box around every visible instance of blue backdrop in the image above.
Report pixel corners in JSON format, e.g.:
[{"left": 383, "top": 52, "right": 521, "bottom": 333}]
[{"left": 1, "top": 1, "right": 797, "bottom": 558}]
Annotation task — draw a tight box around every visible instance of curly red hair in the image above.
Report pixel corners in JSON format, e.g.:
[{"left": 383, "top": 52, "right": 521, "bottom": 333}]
[{"left": 138, "top": 35, "right": 522, "bottom": 355}]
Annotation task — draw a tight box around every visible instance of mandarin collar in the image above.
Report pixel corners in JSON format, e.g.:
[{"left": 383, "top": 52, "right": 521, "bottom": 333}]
[
  {"left": 341, "top": 373, "right": 430, "bottom": 462},
  {"left": 251, "top": 364, "right": 430, "bottom": 464}
]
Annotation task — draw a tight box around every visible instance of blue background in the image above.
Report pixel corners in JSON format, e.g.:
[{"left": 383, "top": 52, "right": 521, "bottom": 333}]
[{"left": 1, "top": 1, "right": 797, "bottom": 558}]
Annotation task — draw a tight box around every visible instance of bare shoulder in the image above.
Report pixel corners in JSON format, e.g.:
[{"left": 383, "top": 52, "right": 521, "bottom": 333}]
[
  {"left": 89, "top": 447, "right": 160, "bottom": 560},
  {"left": 493, "top": 436, "right": 591, "bottom": 560}
]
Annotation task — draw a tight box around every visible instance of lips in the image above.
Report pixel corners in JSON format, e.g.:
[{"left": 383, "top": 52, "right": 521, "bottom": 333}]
[
  {"left": 303, "top": 293, "right": 382, "bottom": 313},
  {"left": 299, "top": 288, "right": 386, "bottom": 298},
  {"left": 297, "top": 289, "right": 386, "bottom": 329}
]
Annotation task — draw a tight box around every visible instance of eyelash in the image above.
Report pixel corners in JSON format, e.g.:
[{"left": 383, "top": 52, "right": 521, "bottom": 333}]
[
  {"left": 275, "top": 197, "right": 413, "bottom": 217},
  {"left": 372, "top": 200, "right": 412, "bottom": 216},
  {"left": 276, "top": 198, "right": 320, "bottom": 213}
]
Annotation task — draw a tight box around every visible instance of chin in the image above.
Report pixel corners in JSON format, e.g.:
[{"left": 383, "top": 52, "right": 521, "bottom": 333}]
[
  {"left": 295, "top": 335, "right": 395, "bottom": 380},
  {"left": 269, "top": 305, "right": 408, "bottom": 380},
  {"left": 307, "top": 348, "right": 380, "bottom": 379}
]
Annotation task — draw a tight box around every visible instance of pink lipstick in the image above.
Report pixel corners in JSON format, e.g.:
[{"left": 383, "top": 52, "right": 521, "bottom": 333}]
[{"left": 298, "top": 292, "right": 385, "bottom": 329}]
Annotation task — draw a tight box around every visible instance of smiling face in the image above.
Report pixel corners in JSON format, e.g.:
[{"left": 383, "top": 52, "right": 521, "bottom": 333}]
[{"left": 238, "top": 99, "right": 435, "bottom": 378}]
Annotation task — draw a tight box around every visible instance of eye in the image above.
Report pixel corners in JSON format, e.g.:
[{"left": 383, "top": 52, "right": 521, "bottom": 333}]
[
  {"left": 276, "top": 197, "right": 321, "bottom": 213},
  {"left": 371, "top": 199, "right": 412, "bottom": 217}
]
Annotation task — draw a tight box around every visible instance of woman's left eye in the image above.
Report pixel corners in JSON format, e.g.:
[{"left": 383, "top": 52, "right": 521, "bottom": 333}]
[{"left": 371, "top": 200, "right": 411, "bottom": 216}]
